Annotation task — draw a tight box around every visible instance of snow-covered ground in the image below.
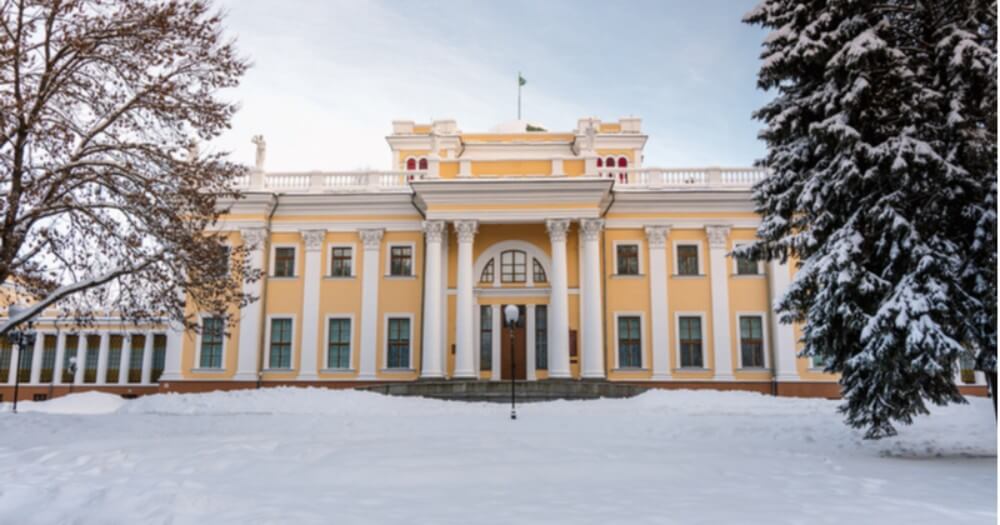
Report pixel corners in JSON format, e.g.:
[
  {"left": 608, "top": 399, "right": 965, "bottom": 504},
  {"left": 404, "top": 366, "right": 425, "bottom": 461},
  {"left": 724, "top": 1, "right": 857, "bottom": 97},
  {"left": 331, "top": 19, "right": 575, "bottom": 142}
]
[{"left": 0, "top": 388, "right": 994, "bottom": 524}]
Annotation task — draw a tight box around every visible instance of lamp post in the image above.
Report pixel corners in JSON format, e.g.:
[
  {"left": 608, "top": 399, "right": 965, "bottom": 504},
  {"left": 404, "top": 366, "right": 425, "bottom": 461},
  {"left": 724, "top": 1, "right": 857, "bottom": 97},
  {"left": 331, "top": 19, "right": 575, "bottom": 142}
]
[
  {"left": 6, "top": 304, "right": 37, "bottom": 414},
  {"left": 504, "top": 304, "right": 519, "bottom": 420}
]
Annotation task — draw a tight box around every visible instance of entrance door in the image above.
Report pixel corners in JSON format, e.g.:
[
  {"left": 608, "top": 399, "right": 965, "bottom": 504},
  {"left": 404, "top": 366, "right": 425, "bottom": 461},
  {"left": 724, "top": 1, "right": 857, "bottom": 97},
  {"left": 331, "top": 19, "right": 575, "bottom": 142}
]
[{"left": 500, "top": 305, "right": 527, "bottom": 380}]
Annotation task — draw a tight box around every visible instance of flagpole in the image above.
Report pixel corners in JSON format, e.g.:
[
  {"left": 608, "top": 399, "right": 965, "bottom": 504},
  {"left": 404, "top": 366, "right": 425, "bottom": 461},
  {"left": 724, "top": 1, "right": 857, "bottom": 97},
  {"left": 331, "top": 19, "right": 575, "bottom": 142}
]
[{"left": 517, "top": 71, "right": 522, "bottom": 120}]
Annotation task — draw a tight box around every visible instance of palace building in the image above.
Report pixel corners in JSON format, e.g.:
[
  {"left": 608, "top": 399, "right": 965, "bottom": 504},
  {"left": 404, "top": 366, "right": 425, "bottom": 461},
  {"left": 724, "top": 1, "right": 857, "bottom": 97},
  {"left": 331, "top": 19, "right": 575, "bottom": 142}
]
[{"left": 0, "top": 117, "right": 990, "bottom": 401}]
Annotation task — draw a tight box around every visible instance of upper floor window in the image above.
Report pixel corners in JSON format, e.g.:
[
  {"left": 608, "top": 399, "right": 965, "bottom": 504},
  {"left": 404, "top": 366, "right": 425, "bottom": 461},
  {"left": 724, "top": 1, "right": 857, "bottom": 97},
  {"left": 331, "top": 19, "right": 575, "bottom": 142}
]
[
  {"left": 616, "top": 244, "right": 640, "bottom": 275},
  {"left": 389, "top": 246, "right": 413, "bottom": 276},
  {"left": 734, "top": 244, "right": 759, "bottom": 275},
  {"left": 676, "top": 245, "right": 699, "bottom": 276},
  {"left": 418, "top": 158, "right": 428, "bottom": 170},
  {"left": 532, "top": 259, "right": 547, "bottom": 283},
  {"left": 597, "top": 156, "right": 629, "bottom": 183},
  {"left": 274, "top": 247, "right": 296, "bottom": 277},
  {"left": 500, "top": 250, "right": 527, "bottom": 283},
  {"left": 330, "top": 246, "right": 353, "bottom": 277},
  {"left": 480, "top": 259, "right": 495, "bottom": 283},
  {"left": 405, "top": 158, "right": 416, "bottom": 170}
]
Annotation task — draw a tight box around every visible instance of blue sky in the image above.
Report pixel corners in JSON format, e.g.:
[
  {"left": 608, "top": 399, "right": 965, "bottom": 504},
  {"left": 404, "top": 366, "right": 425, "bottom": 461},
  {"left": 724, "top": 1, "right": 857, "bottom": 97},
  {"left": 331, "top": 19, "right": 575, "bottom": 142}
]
[{"left": 214, "top": 0, "right": 769, "bottom": 172}]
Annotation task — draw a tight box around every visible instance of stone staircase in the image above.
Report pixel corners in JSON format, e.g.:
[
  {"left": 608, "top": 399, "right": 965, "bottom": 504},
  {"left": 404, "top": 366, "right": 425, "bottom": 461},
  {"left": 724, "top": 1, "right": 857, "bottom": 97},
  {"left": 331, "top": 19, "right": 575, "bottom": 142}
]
[{"left": 357, "top": 379, "right": 650, "bottom": 403}]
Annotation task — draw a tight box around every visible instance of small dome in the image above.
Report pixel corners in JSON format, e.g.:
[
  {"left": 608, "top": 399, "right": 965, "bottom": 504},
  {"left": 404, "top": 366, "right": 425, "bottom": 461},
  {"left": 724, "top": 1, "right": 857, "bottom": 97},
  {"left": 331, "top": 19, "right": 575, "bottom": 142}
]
[{"left": 488, "top": 119, "right": 547, "bottom": 133}]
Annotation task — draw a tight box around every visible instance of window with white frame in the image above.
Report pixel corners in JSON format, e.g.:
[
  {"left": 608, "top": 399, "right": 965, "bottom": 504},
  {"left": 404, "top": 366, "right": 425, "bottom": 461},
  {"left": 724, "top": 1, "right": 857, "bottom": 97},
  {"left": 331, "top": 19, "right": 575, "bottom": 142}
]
[
  {"left": 733, "top": 242, "right": 760, "bottom": 275},
  {"left": 617, "top": 316, "right": 642, "bottom": 368},
  {"left": 678, "top": 316, "right": 704, "bottom": 368},
  {"left": 327, "top": 318, "right": 351, "bottom": 369},
  {"left": 273, "top": 246, "right": 296, "bottom": 277},
  {"left": 739, "top": 316, "right": 765, "bottom": 368},
  {"left": 616, "top": 243, "right": 640, "bottom": 275},
  {"left": 386, "top": 318, "right": 410, "bottom": 369},
  {"left": 676, "top": 244, "right": 700, "bottom": 276},
  {"left": 269, "top": 318, "right": 293, "bottom": 369},
  {"left": 330, "top": 246, "right": 353, "bottom": 277},
  {"left": 200, "top": 317, "right": 225, "bottom": 369},
  {"left": 389, "top": 245, "right": 413, "bottom": 276},
  {"left": 500, "top": 250, "right": 528, "bottom": 283}
]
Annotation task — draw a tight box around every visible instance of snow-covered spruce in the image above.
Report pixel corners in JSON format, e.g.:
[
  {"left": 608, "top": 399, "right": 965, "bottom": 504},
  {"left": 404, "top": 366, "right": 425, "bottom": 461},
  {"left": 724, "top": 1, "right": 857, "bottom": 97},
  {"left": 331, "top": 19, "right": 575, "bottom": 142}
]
[{"left": 739, "top": 1, "right": 997, "bottom": 437}]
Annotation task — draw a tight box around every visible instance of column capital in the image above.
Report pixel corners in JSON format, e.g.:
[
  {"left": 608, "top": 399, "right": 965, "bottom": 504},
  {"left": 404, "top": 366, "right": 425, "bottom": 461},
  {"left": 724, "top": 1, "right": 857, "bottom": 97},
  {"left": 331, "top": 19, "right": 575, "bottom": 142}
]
[
  {"left": 422, "top": 220, "right": 447, "bottom": 243},
  {"left": 705, "top": 224, "right": 731, "bottom": 249},
  {"left": 240, "top": 227, "right": 268, "bottom": 249},
  {"left": 579, "top": 219, "right": 605, "bottom": 241},
  {"left": 546, "top": 219, "right": 571, "bottom": 242},
  {"left": 359, "top": 228, "right": 384, "bottom": 250},
  {"left": 644, "top": 225, "right": 671, "bottom": 248},
  {"left": 300, "top": 229, "right": 326, "bottom": 252},
  {"left": 454, "top": 220, "right": 478, "bottom": 243}
]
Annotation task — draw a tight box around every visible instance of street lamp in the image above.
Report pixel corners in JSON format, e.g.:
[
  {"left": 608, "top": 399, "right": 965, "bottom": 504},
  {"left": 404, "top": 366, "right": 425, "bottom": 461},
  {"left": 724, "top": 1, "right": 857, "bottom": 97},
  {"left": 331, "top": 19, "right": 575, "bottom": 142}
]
[
  {"left": 504, "top": 304, "right": 519, "bottom": 421},
  {"left": 6, "top": 304, "right": 37, "bottom": 414}
]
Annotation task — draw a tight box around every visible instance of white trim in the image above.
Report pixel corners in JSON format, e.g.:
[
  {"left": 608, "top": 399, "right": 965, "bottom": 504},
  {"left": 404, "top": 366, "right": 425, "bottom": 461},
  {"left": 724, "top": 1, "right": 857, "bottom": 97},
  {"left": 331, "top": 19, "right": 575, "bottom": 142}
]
[
  {"left": 264, "top": 314, "right": 297, "bottom": 370},
  {"left": 270, "top": 243, "right": 298, "bottom": 277},
  {"left": 193, "top": 314, "right": 228, "bottom": 371},
  {"left": 731, "top": 240, "right": 763, "bottom": 276},
  {"left": 385, "top": 242, "right": 417, "bottom": 277},
  {"left": 612, "top": 311, "right": 646, "bottom": 369},
  {"left": 474, "top": 240, "right": 552, "bottom": 288},
  {"left": 612, "top": 240, "right": 644, "bottom": 275},
  {"left": 672, "top": 240, "right": 704, "bottom": 276},
  {"left": 383, "top": 313, "right": 415, "bottom": 370},
  {"left": 674, "top": 312, "right": 708, "bottom": 370},
  {"left": 322, "top": 314, "right": 355, "bottom": 370},
  {"left": 327, "top": 242, "right": 357, "bottom": 278},
  {"left": 735, "top": 312, "right": 770, "bottom": 369}
]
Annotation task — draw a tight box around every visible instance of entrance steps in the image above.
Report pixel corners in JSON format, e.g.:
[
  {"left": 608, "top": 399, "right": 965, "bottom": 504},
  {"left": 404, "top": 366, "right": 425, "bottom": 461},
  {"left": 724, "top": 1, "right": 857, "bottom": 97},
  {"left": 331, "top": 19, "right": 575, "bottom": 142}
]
[{"left": 358, "top": 379, "right": 649, "bottom": 403}]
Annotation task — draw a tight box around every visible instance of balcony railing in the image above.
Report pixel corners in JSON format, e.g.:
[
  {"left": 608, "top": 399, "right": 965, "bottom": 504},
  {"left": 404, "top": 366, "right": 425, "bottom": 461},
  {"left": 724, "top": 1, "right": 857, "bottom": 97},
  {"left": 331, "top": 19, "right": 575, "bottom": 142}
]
[{"left": 231, "top": 167, "right": 768, "bottom": 193}]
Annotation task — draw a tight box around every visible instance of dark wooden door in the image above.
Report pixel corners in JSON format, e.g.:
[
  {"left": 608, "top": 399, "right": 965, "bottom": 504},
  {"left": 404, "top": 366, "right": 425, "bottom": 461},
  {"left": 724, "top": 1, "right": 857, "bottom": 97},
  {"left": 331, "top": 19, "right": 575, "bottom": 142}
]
[{"left": 500, "top": 306, "right": 527, "bottom": 380}]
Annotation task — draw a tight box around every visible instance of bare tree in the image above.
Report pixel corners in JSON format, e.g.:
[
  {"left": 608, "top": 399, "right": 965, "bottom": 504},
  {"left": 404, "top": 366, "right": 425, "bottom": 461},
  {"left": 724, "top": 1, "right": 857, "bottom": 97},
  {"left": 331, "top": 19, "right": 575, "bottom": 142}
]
[{"left": 0, "top": 0, "right": 256, "bottom": 335}]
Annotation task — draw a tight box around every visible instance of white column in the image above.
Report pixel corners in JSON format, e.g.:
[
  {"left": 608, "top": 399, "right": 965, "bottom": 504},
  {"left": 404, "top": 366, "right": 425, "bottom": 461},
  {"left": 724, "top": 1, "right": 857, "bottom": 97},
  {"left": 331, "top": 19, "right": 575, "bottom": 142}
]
[
  {"left": 453, "top": 220, "right": 478, "bottom": 378},
  {"left": 235, "top": 227, "right": 267, "bottom": 381},
  {"left": 118, "top": 334, "right": 132, "bottom": 385},
  {"left": 768, "top": 259, "right": 799, "bottom": 381},
  {"left": 526, "top": 304, "right": 537, "bottom": 380},
  {"left": 73, "top": 334, "right": 86, "bottom": 384},
  {"left": 29, "top": 332, "right": 45, "bottom": 384},
  {"left": 420, "top": 221, "right": 446, "bottom": 378},
  {"left": 646, "top": 226, "right": 671, "bottom": 379},
  {"left": 6, "top": 343, "right": 18, "bottom": 384},
  {"left": 580, "top": 219, "right": 606, "bottom": 378},
  {"left": 706, "top": 225, "right": 734, "bottom": 380},
  {"left": 358, "top": 229, "right": 384, "bottom": 379},
  {"left": 161, "top": 325, "right": 184, "bottom": 381},
  {"left": 298, "top": 229, "right": 325, "bottom": 380},
  {"left": 490, "top": 304, "right": 502, "bottom": 381},
  {"left": 96, "top": 331, "right": 110, "bottom": 384},
  {"left": 141, "top": 332, "right": 155, "bottom": 384},
  {"left": 53, "top": 333, "right": 66, "bottom": 385},
  {"left": 546, "top": 219, "right": 572, "bottom": 378}
]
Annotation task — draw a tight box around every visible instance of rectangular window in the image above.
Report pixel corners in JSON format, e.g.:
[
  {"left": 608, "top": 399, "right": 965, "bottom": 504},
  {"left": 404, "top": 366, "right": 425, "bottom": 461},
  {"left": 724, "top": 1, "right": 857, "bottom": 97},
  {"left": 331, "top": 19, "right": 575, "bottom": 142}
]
[
  {"left": 389, "top": 246, "right": 412, "bottom": 276},
  {"left": 736, "top": 255, "right": 759, "bottom": 275},
  {"left": 274, "top": 247, "right": 296, "bottom": 277},
  {"left": 678, "top": 316, "right": 703, "bottom": 368},
  {"left": 330, "top": 247, "right": 353, "bottom": 277},
  {"left": 386, "top": 318, "right": 410, "bottom": 369},
  {"left": 17, "top": 344, "right": 33, "bottom": 383},
  {"left": 0, "top": 341, "right": 10, "bottom": 383},
  {"left": 616, "top": 244, "right": 640, "bottom": 275},
  {"left": 106, "top": 335, "right": 122, "bottom": 383},
  {"left": 327, "top": 318, "right": 351, "bottom": 369},
  {"left": 740, "top": 316, "right": 765, "bottom": 368},
  {"left": 152, "top": 334, "right": 167, "bottom": 382},
  {"left": 269, "top": 318, "right": 293, "bottom": 369},
  {"left": 677, "top": 245, "right": 699, "bottom": 276},
  {"left": 85, "top": 335, "right": 101, "bottom": 383},
  {"left": 40, "top": 335, "right": 57, "bottom": 383},
  {"left": 62, "top": 335, "right": 78, "bottom": 383},
  {"left": 617, "top": 316, "right": 642, "bottom": 368},
  {"left": 200, "top": 317, "right": 225, "bottom": 369},
  {"left": 128, "top": 336, "right": 144, "bottom": 383},
  {"left": 480, "top": 306, "right": 492, "bottom": 371},
  {"left": 500, "top": 250, "right": 527, "bottom": 283},
  {"left": 535, "top": 305, "right": 548, "bottom": 370}
]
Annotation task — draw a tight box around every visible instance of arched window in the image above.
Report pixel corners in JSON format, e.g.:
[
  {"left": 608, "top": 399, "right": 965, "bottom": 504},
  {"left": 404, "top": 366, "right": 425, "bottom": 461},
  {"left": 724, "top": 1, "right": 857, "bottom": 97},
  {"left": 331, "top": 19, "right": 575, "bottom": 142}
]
[
  {"left": 480, "top": 259, "right": 494, "bottom": 283},
  {"left": 405, "top": 158, "right": 416, "bottom": 170},
  {"left": 617, "top": 156, "right": 629, "bottom": 183},
  {"left": 418, "top": 158, "right": 428, "bottom": 170},
  {"left": 500, "top": 250, "right": 527, "bottom": 283},
  {"left": 596, "top": 157, "right": 604, "bottom": 168},
  {"left": 604, "top": 157, "right": 616, "bottom": 179},
  {"left": 533, "top": 259, "right": 547, "bottom": 283}
]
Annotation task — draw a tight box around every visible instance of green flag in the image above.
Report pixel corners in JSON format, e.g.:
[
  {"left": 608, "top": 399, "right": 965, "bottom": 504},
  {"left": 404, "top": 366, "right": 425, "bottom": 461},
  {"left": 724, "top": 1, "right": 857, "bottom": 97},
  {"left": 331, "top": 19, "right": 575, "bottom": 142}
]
[{"left": 518, "top": 74, "right": 526, "bottom": 86}]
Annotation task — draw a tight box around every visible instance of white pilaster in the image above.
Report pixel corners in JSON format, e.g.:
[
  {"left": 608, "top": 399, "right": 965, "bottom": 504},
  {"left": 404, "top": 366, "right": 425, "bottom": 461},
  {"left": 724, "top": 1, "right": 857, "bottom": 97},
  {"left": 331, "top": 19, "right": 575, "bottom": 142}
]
[
  {"left": 490, "top": 304, "right": 502, "bottom": 381},
  {"left": 161, "top": 324, "right": 184, "bottom": 381},
  {"left": 53, "top": 332, "right": 66, "bottom": 385},
  {"left": 118, "top": 334, "right": 132, "bottom": 385},
  {"left": 28, "top": 332, "right": 44, "bottom": 384},
  {"left": 96, "top": 331, "right": 110, "bottom": 385},
  {"left": 453, "top": 220, "right": 478, "bottom": 378},
  {"left": 235, "top": 227, "right": 267, "bottom": 381},
  {"left": 421, "top": 221, "right": 446, "bottom": 378},
  {"left": 526, "top": 304, "right": 537, "bottom": 380},
  {"left": 358, "top": 228, "right": 384, "bottom": 379},
  {"left": 546, "top": 219, "right": 572, "bottom": 378},
  {"left": 646, "top": 226, "right": 671, "bottom": 379},
  {"left": 768, "top": 259, "right": 799, "bottom": 381},
  {"left": 141, "top": 332, "right": 155, "bottom": 384},
  {"left": 580, "top": 219, "right": 606, "bottom": 378},
  {"left": 298, "top": 229, "right": 325, "bottom": 380},
  {"left": 73, "top": 335, "right": 86, "bottom": 384},
  {"left": 706, "top": 225, "right": 734, "bottom": 380}
]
